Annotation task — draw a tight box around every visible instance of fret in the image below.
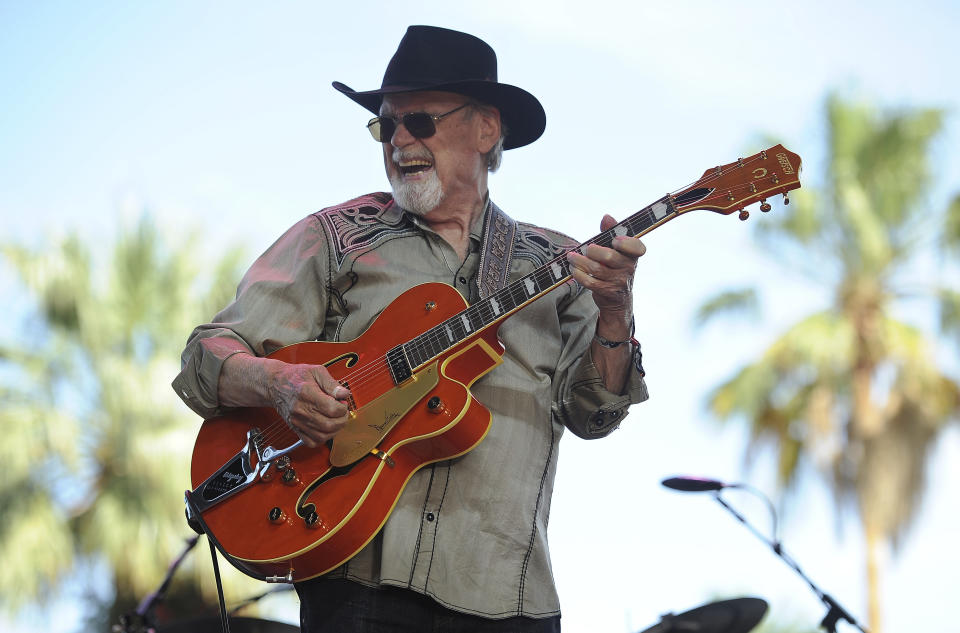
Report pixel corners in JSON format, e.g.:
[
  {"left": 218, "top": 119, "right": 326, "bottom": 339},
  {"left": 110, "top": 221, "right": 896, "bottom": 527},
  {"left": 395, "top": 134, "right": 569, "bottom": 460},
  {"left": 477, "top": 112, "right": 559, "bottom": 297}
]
[
  {"left": 491, "top": 288, "right": 514, "bottom": 314},
  {"left": 459, "top": 313, "right": 473, "bottom": 334},
  {"left": 450, "top": 314, "right": 468, "bottom": 341},
  {"left": 651, "top": 199, "right": 670, "bottom": 220},
  {"left": 482, "top": 302, "right": 501, "bottom": 326},
  {"left": 406, "top": 339, "right": 424, "bottom": 369},
  {"left": 471, "top": 302, "right": 490, "bottom": 325},
  {"left": 467, "top": 305, "right": 485, "bottom": 330},
  {"left": 503, "top": 285, "right": 521, "bottom": 310},
  {"left": 508, "top": 282, "right": 527, "bottom": 307},
  {"left": 533, "top": 267, "right": 553, "bottom": 291},
  {"left": 589, "top": 230, "right": 614, "bottom": 250},
  {"left": 423, "top": 327, "right": 443, "bottom": 359},
  {"left": 549, "top": 260, "right": 564, "bottom": 281}
]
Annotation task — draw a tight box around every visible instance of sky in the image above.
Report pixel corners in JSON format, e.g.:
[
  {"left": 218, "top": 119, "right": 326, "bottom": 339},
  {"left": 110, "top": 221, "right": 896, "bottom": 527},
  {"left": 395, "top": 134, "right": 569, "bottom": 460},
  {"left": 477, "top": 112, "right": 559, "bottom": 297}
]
[{"left": 1, "top": 1, "right": 959, "bottom": 632}]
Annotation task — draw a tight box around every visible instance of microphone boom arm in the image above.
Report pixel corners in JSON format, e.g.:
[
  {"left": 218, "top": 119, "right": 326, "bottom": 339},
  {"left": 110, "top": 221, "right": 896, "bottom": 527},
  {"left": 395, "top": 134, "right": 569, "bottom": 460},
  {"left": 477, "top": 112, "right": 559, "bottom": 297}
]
[{"left": 712, "top": 491, "right": 868, "bottom": 633}]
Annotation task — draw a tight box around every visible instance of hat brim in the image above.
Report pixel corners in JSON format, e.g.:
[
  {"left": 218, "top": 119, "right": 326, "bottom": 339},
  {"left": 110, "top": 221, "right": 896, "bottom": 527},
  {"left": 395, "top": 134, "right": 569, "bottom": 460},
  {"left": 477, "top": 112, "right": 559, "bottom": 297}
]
[{"left": 332, "top": 80, "right": 545, "bottom": 150}]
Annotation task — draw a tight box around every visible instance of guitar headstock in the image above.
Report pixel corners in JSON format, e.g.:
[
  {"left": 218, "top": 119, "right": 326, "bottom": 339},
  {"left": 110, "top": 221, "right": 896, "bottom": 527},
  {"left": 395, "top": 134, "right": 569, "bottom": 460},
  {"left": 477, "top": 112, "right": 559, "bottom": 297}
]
[{"left": 671, "top": 144, "right": 802, "bottom": 220}]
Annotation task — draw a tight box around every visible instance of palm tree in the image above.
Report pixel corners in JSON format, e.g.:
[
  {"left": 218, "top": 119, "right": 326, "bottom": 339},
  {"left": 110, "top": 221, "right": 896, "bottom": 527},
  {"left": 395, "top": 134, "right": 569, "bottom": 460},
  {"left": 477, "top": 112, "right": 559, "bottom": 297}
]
[
  {"left": 694, "top": 93, "right": 960, "bottom": 633},
  {"left": 0, "top": 215, "right": 259, "bottom": 629}
]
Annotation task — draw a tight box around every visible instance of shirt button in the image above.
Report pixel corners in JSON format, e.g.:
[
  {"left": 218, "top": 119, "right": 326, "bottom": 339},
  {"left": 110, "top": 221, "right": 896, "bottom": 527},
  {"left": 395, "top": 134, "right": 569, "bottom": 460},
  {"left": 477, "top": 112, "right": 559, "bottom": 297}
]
[{"left": 426, "top": 512, "right": 435, "bottom": 522}]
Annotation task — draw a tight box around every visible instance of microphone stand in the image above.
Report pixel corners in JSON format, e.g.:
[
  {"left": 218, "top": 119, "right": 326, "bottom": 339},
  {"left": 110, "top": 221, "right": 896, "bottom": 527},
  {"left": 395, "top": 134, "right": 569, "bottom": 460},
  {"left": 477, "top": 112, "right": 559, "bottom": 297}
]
[
  {"left": 114, "top": 534, "right": 201, "bottom": 633},
  {"left": 712, "top": 491, "right": 868, "bottom": 633}
]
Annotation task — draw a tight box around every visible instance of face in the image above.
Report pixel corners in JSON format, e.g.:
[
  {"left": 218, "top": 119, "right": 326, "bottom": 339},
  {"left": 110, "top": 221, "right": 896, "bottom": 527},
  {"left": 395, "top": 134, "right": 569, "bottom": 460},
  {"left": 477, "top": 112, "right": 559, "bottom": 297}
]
[{"left": 379, "top": 91, "right": 500, "bottom": 217}]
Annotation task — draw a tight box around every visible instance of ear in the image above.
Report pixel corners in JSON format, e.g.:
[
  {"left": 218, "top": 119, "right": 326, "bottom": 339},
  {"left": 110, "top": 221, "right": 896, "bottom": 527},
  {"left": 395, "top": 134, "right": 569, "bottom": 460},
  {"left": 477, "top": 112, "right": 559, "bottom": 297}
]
[{"left": 475, "top": 107, "right": 502, "bottom": 154}]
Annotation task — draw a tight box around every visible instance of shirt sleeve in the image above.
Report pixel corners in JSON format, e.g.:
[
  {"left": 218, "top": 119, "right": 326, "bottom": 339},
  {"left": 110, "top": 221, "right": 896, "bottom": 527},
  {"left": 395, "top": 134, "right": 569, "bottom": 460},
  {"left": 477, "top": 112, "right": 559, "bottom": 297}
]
[
  {"left": 550, "top": 281, "right": 649, "bottom": 439},
  {"left": 171, "top": 215, "right": 331, "bottom": 419}
]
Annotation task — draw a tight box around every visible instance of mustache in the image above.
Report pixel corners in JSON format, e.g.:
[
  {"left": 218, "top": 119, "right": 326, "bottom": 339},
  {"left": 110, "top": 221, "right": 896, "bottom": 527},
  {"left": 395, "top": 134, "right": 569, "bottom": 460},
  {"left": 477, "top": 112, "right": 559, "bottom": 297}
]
[{"left": 392, "top": 147, "right": 435, "bottom": 163}]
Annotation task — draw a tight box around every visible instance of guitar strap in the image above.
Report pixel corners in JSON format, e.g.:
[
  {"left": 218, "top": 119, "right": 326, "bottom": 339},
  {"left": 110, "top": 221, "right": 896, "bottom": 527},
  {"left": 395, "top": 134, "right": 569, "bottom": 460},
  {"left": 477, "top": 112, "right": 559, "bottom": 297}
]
[{"left": 477, "top": 201, "right": 517, "bottom": 300}]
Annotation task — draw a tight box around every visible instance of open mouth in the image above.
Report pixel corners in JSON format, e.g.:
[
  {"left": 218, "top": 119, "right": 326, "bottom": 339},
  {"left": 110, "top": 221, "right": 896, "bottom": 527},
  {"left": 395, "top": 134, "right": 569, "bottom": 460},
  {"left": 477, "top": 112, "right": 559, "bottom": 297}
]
[{"left": 397, "top": 158, "right": 433, "bottom": 176}]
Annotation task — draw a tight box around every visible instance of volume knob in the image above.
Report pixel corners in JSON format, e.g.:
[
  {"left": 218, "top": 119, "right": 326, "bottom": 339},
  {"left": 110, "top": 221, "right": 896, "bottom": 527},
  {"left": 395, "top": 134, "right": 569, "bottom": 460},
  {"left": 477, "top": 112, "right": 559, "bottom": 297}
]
[{"left": 427, "top": 396, "right": 445, "bottom": 414}]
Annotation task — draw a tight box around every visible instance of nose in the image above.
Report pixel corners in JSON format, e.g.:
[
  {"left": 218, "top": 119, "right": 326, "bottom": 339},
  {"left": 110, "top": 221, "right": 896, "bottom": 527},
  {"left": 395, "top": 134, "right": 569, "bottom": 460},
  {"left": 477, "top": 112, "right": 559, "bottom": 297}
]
[{"left": 390, "top": 119, "right": 417, "bottom": 148}]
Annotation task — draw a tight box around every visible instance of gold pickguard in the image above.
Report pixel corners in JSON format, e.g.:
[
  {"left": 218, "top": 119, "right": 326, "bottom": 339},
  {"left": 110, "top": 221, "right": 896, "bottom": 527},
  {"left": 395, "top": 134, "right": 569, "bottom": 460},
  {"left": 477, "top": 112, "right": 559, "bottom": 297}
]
[{"left": 329, "top": 363, "right": 440, "bottom": 467}]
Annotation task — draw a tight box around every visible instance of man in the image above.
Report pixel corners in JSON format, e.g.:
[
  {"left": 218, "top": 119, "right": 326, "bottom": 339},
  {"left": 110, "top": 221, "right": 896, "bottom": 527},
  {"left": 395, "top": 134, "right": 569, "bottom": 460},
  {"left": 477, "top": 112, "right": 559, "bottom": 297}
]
[{"left": 174, "top": 25, "right": 648, "bottom": 632}]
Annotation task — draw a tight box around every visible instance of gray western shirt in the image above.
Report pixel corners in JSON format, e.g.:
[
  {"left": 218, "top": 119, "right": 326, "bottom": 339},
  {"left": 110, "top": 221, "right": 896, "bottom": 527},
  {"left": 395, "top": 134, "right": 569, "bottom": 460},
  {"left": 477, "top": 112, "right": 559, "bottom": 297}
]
[{"left": 173, "top": 193, "right": 648, "bottom": 619}]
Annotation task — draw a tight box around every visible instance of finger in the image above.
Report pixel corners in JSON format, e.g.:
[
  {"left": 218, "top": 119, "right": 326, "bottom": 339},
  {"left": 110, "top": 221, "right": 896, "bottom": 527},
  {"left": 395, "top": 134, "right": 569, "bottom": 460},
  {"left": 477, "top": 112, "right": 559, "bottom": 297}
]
[
  {"left": 600, "top": 213, "right": 618, "bottom": 232},
  {"left": 299, "top": 412, "right": 348, "bottom": 436},
  {"left": 611, "top": 236, "right": 646, "bottom": 258},
  {"left": 596, "top": 213, "right": 647, "bottom": 259},
  {"left": 566, "top": 251, "right": 605, "bottom": 283},
  {"left": 304, "top": 391, "right": 350, "bottom": 419},
  {"left": 569, "top": 247, "right": 632, "bottom": 277},
  {"left": 567, "top": 262, "right": 595, "bottom": 287},
  {"left": 309, "top": 366, "right": 350, "bottom": 401},
  {"left": 287, "top": 419, "right": 321, "bottom": 448},
  {"left": 289, "top": 410, "right": 348, "bottom": 446}
]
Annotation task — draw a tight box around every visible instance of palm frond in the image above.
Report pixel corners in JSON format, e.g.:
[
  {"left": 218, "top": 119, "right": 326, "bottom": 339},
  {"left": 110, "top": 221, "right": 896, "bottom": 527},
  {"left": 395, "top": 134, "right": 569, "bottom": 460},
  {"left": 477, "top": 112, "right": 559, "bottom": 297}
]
[{"left": 692, "top": 287, "right": 759, "bottom": 329}]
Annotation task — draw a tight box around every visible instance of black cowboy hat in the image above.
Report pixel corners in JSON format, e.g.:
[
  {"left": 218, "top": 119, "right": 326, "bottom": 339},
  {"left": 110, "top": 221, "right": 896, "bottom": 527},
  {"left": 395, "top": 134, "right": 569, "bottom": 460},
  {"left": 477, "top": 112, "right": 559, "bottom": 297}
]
[{"left": 333, "top": 25, "right": 546, "bottom": 150}]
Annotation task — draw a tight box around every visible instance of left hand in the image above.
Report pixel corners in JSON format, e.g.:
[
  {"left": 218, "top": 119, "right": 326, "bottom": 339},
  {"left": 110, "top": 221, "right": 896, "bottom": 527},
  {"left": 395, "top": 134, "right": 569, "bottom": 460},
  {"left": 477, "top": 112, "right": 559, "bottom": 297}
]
[{"left": 566, "top": 214, "right": 647, "bottom": 338}]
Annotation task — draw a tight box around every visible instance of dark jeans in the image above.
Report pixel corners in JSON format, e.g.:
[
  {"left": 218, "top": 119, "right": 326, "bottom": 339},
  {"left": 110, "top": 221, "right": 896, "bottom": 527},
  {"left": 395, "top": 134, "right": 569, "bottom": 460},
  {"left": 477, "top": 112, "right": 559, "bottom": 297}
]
[{"left": 295, "top": 578, "right": 561, "bottom": 633}]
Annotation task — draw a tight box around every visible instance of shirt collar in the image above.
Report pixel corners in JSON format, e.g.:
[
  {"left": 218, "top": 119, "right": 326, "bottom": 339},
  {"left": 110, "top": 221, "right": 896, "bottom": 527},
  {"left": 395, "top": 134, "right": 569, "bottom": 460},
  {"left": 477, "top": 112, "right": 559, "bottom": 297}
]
[{"left": 394, "top": 194, "right": 491, "bottom": 251}]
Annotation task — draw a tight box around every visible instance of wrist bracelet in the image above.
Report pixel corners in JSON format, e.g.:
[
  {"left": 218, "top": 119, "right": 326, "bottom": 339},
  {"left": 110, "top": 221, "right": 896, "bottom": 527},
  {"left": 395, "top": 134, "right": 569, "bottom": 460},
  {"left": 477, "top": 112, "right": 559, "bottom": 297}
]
[
  {"left": 593, "top": 332, "right": 632, "bottom": 348},
  {"left": 593, "top": 316, "right": 636, "bottom": 348}
]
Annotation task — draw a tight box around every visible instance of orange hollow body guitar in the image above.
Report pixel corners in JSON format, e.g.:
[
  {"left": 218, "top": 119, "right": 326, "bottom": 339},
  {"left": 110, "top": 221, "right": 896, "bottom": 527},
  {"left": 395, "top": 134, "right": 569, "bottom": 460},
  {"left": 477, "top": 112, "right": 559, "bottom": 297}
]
[{"left": 186, "top": 145, "right": 802, "bottom": 583}]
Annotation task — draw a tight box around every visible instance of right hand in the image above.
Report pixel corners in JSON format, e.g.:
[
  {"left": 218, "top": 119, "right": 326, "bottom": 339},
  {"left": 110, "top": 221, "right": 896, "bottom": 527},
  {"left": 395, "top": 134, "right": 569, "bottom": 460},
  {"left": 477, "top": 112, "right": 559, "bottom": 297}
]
[{"left": 268, "top": 363, "right": 351, "bottom": 448}]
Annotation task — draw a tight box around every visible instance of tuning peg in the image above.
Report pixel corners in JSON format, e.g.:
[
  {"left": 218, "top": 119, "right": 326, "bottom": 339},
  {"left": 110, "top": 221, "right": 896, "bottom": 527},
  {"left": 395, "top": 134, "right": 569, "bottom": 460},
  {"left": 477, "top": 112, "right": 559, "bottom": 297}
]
[
  {"left": 738, "top": 209, "right": 750, "bottom": 221},
  {"left": 760, "top": 199, "right": 772, "bottom": 212},
  {"left": 783, "top": 192, "right": 790, "bottom": 205}
]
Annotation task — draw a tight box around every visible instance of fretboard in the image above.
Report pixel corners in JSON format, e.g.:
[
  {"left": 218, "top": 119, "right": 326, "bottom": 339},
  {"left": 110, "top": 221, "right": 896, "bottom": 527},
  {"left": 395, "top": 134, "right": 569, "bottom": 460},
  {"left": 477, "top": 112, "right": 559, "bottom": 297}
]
[{"left": 389, "top": 195, "right": 678, "bottom": 380}]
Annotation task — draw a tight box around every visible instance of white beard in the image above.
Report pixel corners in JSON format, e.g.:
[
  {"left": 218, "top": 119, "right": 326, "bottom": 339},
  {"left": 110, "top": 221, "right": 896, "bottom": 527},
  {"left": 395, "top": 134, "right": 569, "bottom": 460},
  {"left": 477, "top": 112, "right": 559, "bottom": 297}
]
[
  {"left": 390, "top": 169, "right": 444, "bottom": 217},
  {"left": 389, "top": 147, "right": 444, "bottom": 216}
]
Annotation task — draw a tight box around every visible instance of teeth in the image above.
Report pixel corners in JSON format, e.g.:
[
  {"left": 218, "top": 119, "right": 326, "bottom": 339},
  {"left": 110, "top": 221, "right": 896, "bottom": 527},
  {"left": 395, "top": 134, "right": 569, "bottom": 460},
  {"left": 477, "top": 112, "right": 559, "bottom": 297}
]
[{"left": 399, "top": 159, "right": 431, "bottom": 167}]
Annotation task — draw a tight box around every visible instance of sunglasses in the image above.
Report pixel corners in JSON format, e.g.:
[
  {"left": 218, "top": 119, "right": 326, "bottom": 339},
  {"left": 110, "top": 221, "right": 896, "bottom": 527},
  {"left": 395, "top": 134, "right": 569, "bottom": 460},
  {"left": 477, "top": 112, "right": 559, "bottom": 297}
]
[{"left": 366, "top": 102, "right": 472, "bottom": 143}]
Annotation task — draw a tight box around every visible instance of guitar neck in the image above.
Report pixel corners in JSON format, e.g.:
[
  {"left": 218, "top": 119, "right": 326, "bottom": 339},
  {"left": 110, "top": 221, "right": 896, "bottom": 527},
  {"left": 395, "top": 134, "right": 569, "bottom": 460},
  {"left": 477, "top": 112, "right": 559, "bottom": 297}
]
[{"left": 396, "top": 194, "right": 679, "bottom": 373}]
